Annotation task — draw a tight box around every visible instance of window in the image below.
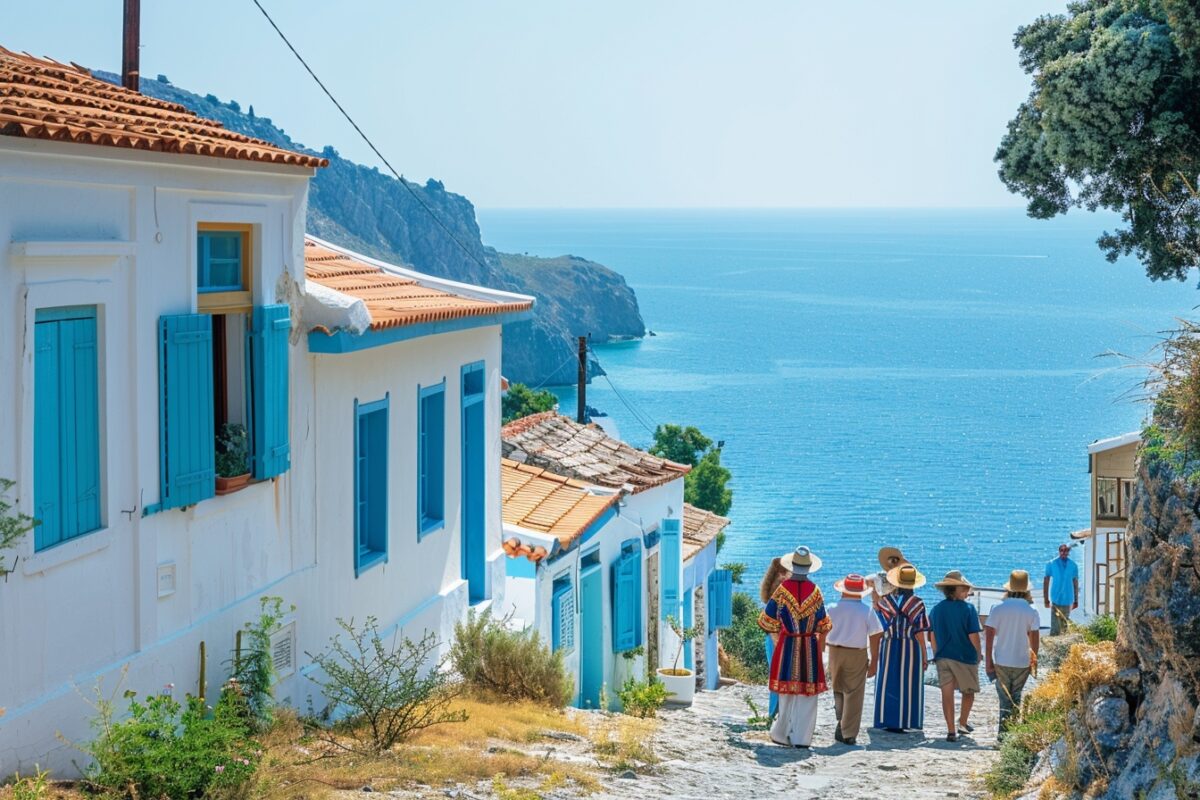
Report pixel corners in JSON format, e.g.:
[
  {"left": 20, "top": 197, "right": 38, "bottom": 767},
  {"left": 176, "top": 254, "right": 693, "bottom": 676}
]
[
  {"left": 552, "top": 574, "right": 576, "bottom": 653},
  {"left": 461, "top": 362, "right": 487, "bottom": 601},
  {"left": 1120, "top": 479, "right": 1135, "bottom": 516},
  {"left": 34, "top": 306, "right": 101, "bottom": 550},
  {"left": 1096, "top": 477, "right": 1120, "bottom": 518},
  {"left": 197, "top": 225, "right": 253, "bottom": 314},
  {"left": 355, "top": 396, "right": 389, "bottom": 575},
  {"left": 418, "top": 381, "right": 446, "bottom": 537}
]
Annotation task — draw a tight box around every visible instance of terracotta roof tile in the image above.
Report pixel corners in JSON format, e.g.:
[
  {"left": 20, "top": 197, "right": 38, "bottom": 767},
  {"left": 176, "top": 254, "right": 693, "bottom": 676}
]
[
  {"left": 501, "top": 412, "right": 689, "bottom": 494},
  {"left": 682, "top": 502, "right": 730, "bottom": 561},
  {"left": 501, "top": 458, "right": 618, "bottom": 552},
  {"left": 305, "top": 238, "right": 533, "bottom": 331},
  {"left": 0, "top": 47, "right": 327, "bottom": 169}
]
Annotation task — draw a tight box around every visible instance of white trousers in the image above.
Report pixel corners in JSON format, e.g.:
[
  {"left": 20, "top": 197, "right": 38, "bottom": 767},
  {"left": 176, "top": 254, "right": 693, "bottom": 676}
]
[{"left": 771, "top": 693, "right": 819, "bottom": 746}]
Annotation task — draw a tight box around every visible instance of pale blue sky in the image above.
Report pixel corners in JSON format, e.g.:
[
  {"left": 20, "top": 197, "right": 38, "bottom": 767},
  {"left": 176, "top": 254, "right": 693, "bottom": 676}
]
[{"left": 7, "top": 1, "right": 1066, "bottom": 208}]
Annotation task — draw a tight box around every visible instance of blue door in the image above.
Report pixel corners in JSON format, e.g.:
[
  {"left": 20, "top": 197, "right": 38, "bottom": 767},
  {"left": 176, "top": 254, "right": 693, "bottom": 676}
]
[
  {"left": 461, "top": 363, "right": 487, "bottom": 601},
  {"left": 579, "top": 558, "right": 604, "bottom": 709}
]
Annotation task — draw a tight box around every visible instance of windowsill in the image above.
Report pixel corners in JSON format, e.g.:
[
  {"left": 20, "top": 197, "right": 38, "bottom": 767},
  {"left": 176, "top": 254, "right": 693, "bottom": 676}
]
[
  {"left": 22, "top": 527, "right": 113, "bottom": 576},
  {"left": 418, "top": 518, "right": 445, "bottom": 540},
  {"left": 356, "top": 551, "right": 387, "bottom": 577},
  {"left": 1095, "top": 515, "right": 1127, "bottom": 522}
]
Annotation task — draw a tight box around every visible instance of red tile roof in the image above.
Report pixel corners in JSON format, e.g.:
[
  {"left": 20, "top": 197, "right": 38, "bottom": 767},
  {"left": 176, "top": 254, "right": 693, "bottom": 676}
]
[
  {"left": 305, "top": 238, "right": 534, "bottom": 331},
  {"left": 682, "top": 502, "right": 730, "bottom": 561},
  {"left": 501, "top": 412, "right": 689, "bottom": 494},
  {"left": 501, "top": 459, "right": 619, "bottom": 556},
  {"left": 0, "top": 47, "right": 327, "bottom": 169}
]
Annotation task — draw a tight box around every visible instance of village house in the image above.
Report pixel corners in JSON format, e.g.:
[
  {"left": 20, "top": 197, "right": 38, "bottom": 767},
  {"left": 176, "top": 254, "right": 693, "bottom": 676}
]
[
  {"left": 499, "top": 412, "right": 734, "bottom": 696},
  {"left": 0, "top": 48, "right": 532, "bottom": 772},
  {"left": 681, "top": 503, "right": 731, "bottom": 691},
  {"left": 1073, "top": 431, "right": 1140, "bottom": 619}
]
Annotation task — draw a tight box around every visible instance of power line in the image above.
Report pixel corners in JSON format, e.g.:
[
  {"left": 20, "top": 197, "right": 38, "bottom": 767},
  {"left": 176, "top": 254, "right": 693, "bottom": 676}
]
[
  {"left": 250, "top": 0, "right": 494, "bottom": 276},
  {"left": 587, "top": 345, "right": 658, "bottom": 435}
]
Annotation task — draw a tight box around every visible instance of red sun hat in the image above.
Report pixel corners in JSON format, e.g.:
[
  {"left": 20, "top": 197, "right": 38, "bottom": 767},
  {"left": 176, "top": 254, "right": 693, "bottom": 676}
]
[{"left": 833, "top": 573, "right": 873, "bottom": 597}]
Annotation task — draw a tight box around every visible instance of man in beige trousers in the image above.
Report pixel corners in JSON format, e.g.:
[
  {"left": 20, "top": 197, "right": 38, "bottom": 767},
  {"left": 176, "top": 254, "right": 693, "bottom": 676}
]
[{"left": 825, "top": 573, "right": 883, "bottom": 745}]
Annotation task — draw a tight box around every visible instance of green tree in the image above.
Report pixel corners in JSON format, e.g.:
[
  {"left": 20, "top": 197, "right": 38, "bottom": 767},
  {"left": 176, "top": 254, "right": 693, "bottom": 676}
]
[
  {"left": 996, "top": 0, "right": 1200, "bottom": 280},
  {"left": 685, "top": 450, "right": 733, "bottom": 516},
  {"left": 501, "top": 383, "right": 557, "bottom": 424},
  {"left": 649, "top": 424, "right": 712, "bottom": 466}
]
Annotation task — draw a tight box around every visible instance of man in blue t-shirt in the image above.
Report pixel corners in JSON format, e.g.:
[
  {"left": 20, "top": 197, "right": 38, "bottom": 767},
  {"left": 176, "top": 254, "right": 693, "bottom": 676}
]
[
  {"left": 1043, "top": 543, "right": 1079, "bottom": 635},
  {"left": 929, "top": 570, "right": 982, "bottom": 742}
]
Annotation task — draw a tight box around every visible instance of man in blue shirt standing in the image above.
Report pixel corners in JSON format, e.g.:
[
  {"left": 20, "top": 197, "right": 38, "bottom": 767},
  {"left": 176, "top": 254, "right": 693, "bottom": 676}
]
[
  {"left": 1043, "top": 543, "right": 1079, "bottom": 635},
  {"left": 929, "top": 570, "right": 982, "bottom": 742}
]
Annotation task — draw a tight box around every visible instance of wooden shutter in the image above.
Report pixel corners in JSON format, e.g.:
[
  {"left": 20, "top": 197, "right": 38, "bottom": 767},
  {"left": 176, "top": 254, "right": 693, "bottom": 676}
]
[
  {"left": 611, "top": 541, "right": 643, "bottom": 653},
  {"left": 708, "top": 569, "right": 733, "bottom": 631},
  {"left": 158, "top": 314, "right": 215, "bottom": 510},
  {"left": 34, "top": 321, "right": 62, "bottom": 549},
  {"left": 660, "top": 518, "right": 681, "bottom": 621},
  {"left": 418, "top": 383, "right": 445, "bottom": 535},
  {"left": 249, "top": 304, "right": 291, "bottom": 479},
  {"left": 552, "top": 579, "right": 576, "bottom": 652}
]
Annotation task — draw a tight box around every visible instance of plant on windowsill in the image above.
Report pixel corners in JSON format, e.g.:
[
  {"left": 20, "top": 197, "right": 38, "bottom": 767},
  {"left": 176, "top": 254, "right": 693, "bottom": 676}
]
[
  {"left": 655, "top": 614, "right": 703, "bottom": 705},
  {"left": 1, "top": 478, "right": 37, "bottom": 579},
  {"left": 215, "top": 423, "right": 251, "bottom": 495}
]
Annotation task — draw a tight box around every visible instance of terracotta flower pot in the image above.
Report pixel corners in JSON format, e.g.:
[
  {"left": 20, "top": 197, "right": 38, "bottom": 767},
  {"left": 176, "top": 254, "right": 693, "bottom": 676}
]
[
  {"left": 216, "top": 472, "right": 251, "bottom": 495},
  {"left": 656, "top": 667, "right": 695, "bottom": 706}
]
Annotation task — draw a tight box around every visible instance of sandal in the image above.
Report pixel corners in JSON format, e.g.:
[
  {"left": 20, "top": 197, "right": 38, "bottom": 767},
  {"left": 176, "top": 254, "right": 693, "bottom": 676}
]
[
  {"left": 946, "top": 733, "right": 958, "bottom": 742},
  {"left": 958, "top": 721, "right": 975, "bottom": 734}
]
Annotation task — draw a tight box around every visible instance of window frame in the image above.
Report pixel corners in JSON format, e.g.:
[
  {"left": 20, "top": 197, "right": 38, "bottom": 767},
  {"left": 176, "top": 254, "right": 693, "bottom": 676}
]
[
  {"left": 197, "top": 223, "right": 254, "bottom": 315},
  {"left": 354, "top": 395, "right": 390, "bottom": 576},
  {"left": 417, "top": 380, "right": 447, "bottom": 539},
  {"left": 1096, "top": 476, "right": 1121, "bottom": 519}
]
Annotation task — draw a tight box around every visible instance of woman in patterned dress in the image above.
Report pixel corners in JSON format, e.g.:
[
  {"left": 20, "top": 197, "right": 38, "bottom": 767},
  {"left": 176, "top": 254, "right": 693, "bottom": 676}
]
[
  {"left": 758, "top": 545, "right": 832, "bottom": 747},
  {"left": 759, "top": 557, "right": 789, "bottom": 719},
  {"left": 873, "top": 563, "right": 930, "bottom": 732}
]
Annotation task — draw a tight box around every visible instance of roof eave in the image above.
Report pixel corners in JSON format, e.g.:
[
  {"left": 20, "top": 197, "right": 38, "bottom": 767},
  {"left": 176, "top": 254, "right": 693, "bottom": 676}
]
[
  {"left": 308, "top": 307, "right": 532, "bottom": 353},
  {"left": 1087, "top": 431, "right": 1141, "bottom": 455}
]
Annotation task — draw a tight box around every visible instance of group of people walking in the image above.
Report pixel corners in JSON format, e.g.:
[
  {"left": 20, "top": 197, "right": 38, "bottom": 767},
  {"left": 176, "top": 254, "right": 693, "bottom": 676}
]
[{"left": 756, "top": 543, "right": 1068, "bottom": 748}]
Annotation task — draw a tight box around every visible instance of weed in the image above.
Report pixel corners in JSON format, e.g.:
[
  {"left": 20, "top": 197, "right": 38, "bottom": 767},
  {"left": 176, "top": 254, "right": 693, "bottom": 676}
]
[
  {"left": 616, "top": 678, "right": 667, "bottom": 719},
  {"left": 230, "top": 595, "right": 293, "bottom": 730},
  {"left": 9, "top": 768, "right": 48, "bottom": 800},
  {"left": 742, "top": 693, "right": 771, "bottom": 728}
]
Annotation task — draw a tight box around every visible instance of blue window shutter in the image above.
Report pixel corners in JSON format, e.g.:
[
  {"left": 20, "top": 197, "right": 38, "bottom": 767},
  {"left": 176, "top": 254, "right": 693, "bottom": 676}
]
[
  {"left": 660, "top": 518, "right": 681, "bottom": 621},
  {"left": 418, "top": 383, "right": 445, "bottom": 536},
  {"left": 249, "top": 304, "right": 291, "bottom": 479},
  {"left": 611, "top": 542, "right": 643, "bottom": 653},
  {"left": 708, "top": 569, "right": 733, "bottom": 631},
  {"left": 354, "top": 396, "right": 389, "bottom": 576},
  {"left": 158, "top": 314, "right": 215, "bottom": 510},
  {"left": 62, "top": 317, "right": 101, "bottom": 538},
  {"left": 552, "top": 578, "right": 575, "bottom": 652},
  {"left": 34, "top": 321, "right": 62, "bottom": 550}
]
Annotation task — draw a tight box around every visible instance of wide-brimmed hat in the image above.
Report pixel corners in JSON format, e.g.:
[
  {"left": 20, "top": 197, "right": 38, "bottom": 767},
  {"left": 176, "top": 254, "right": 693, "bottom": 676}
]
[
  {"left": 934, "top": 570, "right": 973, "bottom": 589},
  {"left": 1004, "top": 569, "right": 1031, "bottom": 593},
  {"left": 834, "top": 573, "right": 873, "bottom": 597},
  {"left": 780, "top": 545, "right": 822, "bottom": 575},
  {"left": 878, "top": 546, "right": 907, "bottom": 571},
  {"left": 886, "top": 563, "right": 926, "bottom": 590}
]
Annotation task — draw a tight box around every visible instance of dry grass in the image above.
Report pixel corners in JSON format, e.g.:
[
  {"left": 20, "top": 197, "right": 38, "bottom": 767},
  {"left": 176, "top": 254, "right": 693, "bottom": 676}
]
[
  {"left": 1025, "top": 642, "right": 1117, "bottom": 717},
  {"left": 587, "top": 714, "right": 659, "bottom": 773}
]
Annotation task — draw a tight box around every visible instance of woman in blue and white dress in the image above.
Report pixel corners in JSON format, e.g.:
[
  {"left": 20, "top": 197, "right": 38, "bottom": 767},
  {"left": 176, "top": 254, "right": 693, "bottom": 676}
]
[{"left": 873, "top": 563, "right": 930, "bottom": 732}]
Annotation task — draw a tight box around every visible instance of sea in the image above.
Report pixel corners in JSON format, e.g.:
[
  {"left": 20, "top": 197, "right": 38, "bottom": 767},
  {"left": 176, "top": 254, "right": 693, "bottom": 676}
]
[{"left": 477, "top": 208, "right": 1198, "bottom": 599}]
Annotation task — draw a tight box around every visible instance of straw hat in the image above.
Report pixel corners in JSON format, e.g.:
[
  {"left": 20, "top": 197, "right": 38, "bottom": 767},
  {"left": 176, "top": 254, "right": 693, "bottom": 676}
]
[
  {"left": 1004, "top": 569, "right": 1031, "bottom": 593},
  {"left": 833, "top": 573, "right": 873, "bottom": 597},
  {"left": 934, "top": 570, "right": 973, "bottom": 589},
  {"left": 886, "top": 563, "right": 926, "bottom": 590},
  {"left": 878, "top": 546, "right": 907, "bottom": 571},
  {"left": 780, "top": 545, "right": 822, "bottom": 575}
]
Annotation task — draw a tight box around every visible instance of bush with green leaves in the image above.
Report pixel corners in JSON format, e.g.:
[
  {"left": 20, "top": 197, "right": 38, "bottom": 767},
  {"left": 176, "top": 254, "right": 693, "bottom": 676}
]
[
  {"left": 83, "top": 684, "right": 260, "bottom": 800},
  {"left": 718, "top": 592, "right": 770, "bottom": 684},
  {"left": 229, "top": 596, "right": 291, "bottom": 730},
  {"left": 215, "top": 423, "right": 249, "bottom": 479},
  {"left": 0, "top": 478, "right": 36, "bottom": 576},
  {"left": 450, "top": 610, "right": 573, "bottom": 707},
  {"left": 1082, "top": 614, "right": 1118, "bottom": 644},
  {"left": 307, "top": 616, "right": 466, "bottom": 754},
  {"left": 616, "top": 677, "right": 668, "bottom": 719}
]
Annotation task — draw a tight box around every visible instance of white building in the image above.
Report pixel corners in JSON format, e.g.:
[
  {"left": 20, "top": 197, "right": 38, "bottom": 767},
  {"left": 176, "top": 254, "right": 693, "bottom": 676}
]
[
  {"left": 680, "top": 503, "right": 731, "bottom": 691},
  {"left": 0, "top": 49, "right": 532, "bottom": 772},
  {"left": 1074, "top": 431, "right": 1140, "bottom": 619}
]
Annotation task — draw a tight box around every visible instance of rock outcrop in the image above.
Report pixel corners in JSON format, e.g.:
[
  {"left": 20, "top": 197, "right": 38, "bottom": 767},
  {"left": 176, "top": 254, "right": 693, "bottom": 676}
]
[
  {"left": 95, "top": 73, "right": 645, "bottom": 385},
  {"left": 1055, "top": 442, "right": 1200, "bottom": 797}
]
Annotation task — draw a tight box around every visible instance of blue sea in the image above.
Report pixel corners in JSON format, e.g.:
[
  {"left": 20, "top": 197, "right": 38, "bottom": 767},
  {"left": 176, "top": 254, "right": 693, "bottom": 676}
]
[{"left": 477, "top": 209, "right": 1197, "bottom": 595}]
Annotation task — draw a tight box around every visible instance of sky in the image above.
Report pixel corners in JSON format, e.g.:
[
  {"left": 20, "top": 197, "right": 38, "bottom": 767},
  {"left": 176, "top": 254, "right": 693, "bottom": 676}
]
[{"left": 5, "top": 1, "right": 1068, "bottom": 208}]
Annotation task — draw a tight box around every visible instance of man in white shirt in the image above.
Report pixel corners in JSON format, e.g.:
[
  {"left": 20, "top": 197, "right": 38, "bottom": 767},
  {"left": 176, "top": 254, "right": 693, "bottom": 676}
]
[
  {"left": 985, "top": 569, "right": 1042, "bottom": 734},
  {"left": 825, "top": 573, "right": 883, "bottom": 745}
]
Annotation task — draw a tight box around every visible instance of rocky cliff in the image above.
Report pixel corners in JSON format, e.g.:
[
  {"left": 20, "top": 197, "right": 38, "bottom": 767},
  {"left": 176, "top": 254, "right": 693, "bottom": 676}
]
[
  {"left": 1048, "top": 430, "right": 1200, "bottom": 797},
  {"left": 96, "top": 72, "right": 645, "bottom": 385}
]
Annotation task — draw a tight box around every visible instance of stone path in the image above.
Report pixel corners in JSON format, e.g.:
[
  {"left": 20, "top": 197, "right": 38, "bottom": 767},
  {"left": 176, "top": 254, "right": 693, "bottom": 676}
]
[{"left": 593, "top": 679, "right": 1002, "bottom": 799}]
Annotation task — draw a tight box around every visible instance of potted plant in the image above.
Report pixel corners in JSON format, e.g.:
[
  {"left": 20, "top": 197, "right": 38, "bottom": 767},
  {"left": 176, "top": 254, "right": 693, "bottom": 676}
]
[
  {"left": 656, "top": 614, "right": 703, "bottom": 705},
  {"left": 215, "top": 422, "right": 250, "bottom": 495}
]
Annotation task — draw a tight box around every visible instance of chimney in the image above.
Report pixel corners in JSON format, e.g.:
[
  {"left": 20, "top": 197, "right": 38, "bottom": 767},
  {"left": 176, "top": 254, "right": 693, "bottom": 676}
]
[{"left": 122, "top": 0, "right": 140, "bottom": 91}]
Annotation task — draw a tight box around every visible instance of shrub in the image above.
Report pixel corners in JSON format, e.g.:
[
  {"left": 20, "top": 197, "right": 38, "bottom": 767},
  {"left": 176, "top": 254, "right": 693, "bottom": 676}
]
[
  {"left": 229, "top": 596, "right": 291, "bottom": 730},
  {"left": 306, "top": 616, "right": 466, "bottom": 754},
  {"left": 718, "top": 592, "right": 770, "bottom": 684},
  {"left": 215, "top": 423, "right": 249, "bottom": 479},
  {"left": 616, "top": 678, "right": 667, "bottom": 719},
  {"left": 1081, "top": 614, "right": 1118, "bottom": 644},
  {"left": 450, "top": 611, "right": 572, "bottom": 707},
  {"left": 83, "top": 685, "right": 260, "bottom": 800}
]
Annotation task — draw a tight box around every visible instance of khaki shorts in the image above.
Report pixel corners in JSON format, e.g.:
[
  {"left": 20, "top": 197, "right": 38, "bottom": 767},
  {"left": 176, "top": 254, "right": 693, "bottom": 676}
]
[{"left": 936, "top": 658, "right": 980, "bottom": 694}]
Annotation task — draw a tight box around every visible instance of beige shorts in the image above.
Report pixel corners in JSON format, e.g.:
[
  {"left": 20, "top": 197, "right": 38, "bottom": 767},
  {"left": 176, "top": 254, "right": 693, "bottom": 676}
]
[{"left": 936, "top": 658, "right": 980, "bottom": 694}]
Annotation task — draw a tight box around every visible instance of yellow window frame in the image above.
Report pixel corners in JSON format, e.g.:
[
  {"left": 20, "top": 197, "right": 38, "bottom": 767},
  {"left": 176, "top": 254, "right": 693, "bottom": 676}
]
[{"left": 197, "top": 223, "right": 254, "bottom": 315}]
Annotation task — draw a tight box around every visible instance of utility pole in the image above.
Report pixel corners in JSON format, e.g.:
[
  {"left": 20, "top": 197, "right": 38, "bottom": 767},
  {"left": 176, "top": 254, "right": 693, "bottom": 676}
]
[
  {"left": 577, "top": 335, "right": 588, "bottom": 424},
  {"left": 122, "top": 0, "right": 140, "bottom": 91}
]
